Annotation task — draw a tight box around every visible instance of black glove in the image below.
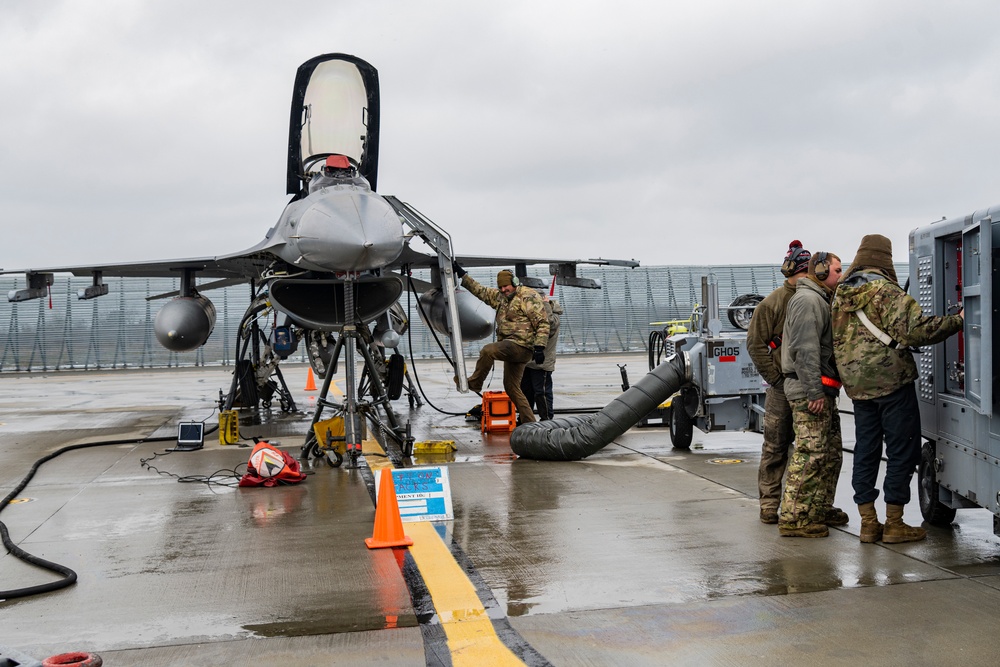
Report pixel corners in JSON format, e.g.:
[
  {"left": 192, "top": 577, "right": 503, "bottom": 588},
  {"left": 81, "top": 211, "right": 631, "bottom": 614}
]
[
  {"left": 452, "top": 261, "right": 466, "bottom": 278},
  {"left": 532, "top": 346, "right": 545, "bottom": 364}
]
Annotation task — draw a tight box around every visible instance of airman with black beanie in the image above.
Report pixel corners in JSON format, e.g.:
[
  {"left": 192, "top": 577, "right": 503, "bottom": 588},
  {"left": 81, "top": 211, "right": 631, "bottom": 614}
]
[{"left": 748, "top": 240, "right": 813, "bottom": 524}]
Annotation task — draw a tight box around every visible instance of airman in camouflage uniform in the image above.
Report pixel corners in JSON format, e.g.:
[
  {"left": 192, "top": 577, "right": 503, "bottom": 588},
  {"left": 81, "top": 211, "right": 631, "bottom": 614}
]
[
  {"left": 521, "top": 295, "right": 563, "bottom": 420},
  {"left": 831, "top": 234, "right": 963, "bottom": 544},
  {"left": 778, "top": 251, "right": 846, "bottom": 538},
  {"left": 453, "top": 265, "right": 550, "bottom": 424},
  {"left": 747, "top": 240, "right": 810, "bottom": 524}
]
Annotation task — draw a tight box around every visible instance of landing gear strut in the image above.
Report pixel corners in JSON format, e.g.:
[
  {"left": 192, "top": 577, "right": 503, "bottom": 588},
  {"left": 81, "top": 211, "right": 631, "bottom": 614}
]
[
  {"left": 220, "top": 281, "right": 297, "bottom": 415},
  {"left": 299, "top": 275, "right": 413, "bottom": 467}
]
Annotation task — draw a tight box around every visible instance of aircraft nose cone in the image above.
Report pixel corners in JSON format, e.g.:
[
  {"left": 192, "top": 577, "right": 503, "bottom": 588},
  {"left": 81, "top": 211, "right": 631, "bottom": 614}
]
[{"left": 291, "top": 190, "right": 404, "bottom": 272}]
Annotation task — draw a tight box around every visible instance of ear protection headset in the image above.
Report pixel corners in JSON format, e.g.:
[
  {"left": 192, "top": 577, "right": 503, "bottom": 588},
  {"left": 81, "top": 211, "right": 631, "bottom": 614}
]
[
  {"left": 813, "top": 251, "right": 830, "bottom": 281},
  {"left": 507, "top": 270, "right": 520, "bottom": 287},
  {"left": 781, "top": 246, "right": 810, "bottom": 278}
]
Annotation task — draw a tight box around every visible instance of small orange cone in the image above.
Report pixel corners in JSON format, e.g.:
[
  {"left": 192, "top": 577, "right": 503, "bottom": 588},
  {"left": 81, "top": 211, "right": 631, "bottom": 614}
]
[
  {"left": 304, "top": 367, "right": 317, "bottom": 391},
  {"left": 365, "top": 470, "right": 413, "bottom": 549}
]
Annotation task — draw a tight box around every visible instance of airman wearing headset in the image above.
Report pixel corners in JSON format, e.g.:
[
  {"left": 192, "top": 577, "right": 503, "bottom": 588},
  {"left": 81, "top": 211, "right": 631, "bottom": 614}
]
[
  {"left": 451, "top": 264, "right": 550, "bottom": 424},
  {"left": 746, "top": 240, "right": 811, "bottom": 525},
  {"left": 777, "top": 250, "right": 846, "bottom": 538}
]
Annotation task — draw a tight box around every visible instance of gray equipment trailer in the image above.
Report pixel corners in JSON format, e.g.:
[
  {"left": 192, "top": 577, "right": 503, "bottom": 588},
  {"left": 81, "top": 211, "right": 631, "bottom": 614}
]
[
  {"left": 510, "top": 274, "right": 766, "bottom": 461},
  {"left": 911, "top": 207, "right": 1000, "bottom": 536},
  {"left": 654, "top": 275, "right": 767, "bottom": 448}
]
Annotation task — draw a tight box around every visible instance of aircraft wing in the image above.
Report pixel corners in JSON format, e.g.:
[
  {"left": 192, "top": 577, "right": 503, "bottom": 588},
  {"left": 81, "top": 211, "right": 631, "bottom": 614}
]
[
  {"left": 1, "top": 255, "right": 263, "bottom": 280},
  {"left": 385, "top": 196, "right": 638, "bottom": 291},
  {"left": 0, "top": 237, "right": 283, "bottom": 301},
  {"left": 448, "top": 255, "right": 639, "bottom": 269},
  {"left": 394, "top": 245, "right": 638, "bottom": 290},
  {"left": 0, "top": 236, "right": 278, "bottom": 280}
]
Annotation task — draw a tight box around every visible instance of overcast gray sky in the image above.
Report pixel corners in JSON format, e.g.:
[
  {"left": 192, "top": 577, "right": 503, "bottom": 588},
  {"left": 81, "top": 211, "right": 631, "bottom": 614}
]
[{"left": 3, "top": 1, "right": 1000, "bottom": 271}]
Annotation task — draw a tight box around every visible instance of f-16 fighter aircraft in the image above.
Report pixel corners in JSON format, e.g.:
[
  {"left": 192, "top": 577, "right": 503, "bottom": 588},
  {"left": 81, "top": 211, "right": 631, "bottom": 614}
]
[{"left": 2, "top": 53, "right": 637, "bottom": 467}]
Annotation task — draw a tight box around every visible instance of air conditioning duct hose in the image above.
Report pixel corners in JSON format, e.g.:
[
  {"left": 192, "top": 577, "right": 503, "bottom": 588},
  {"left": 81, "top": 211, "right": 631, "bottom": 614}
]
[{"left": 510, "top": 353, "right": 690, "bottom": 461}]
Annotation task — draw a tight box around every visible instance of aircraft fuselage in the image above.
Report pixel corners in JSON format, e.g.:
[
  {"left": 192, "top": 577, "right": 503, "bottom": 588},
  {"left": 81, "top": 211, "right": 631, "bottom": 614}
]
[{"left": 271, "top": 180, "right": 404, "bottom": 273}]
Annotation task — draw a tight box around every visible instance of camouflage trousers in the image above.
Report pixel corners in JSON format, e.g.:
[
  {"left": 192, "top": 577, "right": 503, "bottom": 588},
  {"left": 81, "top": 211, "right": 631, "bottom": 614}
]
[
  {"left": 758, "top": 384, "right": 795, "bottom": 511},
  {"left": 779, "top": 396, "right": 843, "bottom": 528}
]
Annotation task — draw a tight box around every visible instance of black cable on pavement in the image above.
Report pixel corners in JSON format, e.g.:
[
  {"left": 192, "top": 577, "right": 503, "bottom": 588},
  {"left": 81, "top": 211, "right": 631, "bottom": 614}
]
[
  {"left": 0, "top": 432, "right": 176, "bottom": 601},
  {"left": 1, "top": 418, "right": 223, "bottom": 601}
]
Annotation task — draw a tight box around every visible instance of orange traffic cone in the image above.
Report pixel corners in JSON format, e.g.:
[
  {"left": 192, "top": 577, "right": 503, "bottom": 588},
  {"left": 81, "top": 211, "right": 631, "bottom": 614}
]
[
  {"left": 365, "top": 470, "right": 413, "bottom": 549},
  {"left": 304, "top": 367, "right": 317, "bottom": 391}
]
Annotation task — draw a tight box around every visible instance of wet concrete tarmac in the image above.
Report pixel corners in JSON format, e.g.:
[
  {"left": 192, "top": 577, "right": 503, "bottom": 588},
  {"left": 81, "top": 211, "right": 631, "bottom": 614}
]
[{"left": 2, "top": 355, "right": 1000, "bottom": 665}]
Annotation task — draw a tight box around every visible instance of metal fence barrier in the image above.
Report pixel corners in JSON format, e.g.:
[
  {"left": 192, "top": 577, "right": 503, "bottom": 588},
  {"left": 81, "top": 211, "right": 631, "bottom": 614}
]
[{"left": 0, "top": 264, "right": 908, "bottom": 372}]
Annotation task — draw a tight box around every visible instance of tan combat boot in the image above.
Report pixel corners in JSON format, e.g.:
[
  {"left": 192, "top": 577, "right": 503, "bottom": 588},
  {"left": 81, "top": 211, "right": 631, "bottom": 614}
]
[
  {"left": 882, "top": 503, "right": 926, "bottom": 544},
  {"left": 778, "top": 523, "right": 829, "bottom": 538},
  {"left": 857, "top": 502, "right": 883, "bottom": 543},
  {"left": 824, "top": 506, "right": 850, "bottom": 526},
  {"left": 760, "top": 507, "right": 779, "bottom": 524}
]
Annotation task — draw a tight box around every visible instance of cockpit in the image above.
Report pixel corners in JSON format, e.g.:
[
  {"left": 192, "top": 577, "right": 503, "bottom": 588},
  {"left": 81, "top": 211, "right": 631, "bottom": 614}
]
[{"left": 307, "top": 154, "right": 371, "bottom": 193}]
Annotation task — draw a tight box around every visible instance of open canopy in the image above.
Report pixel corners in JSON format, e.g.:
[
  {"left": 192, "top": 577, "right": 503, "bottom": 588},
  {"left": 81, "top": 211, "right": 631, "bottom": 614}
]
[{"left": 286, "top": 54, "right": 380, "bottom": 197}]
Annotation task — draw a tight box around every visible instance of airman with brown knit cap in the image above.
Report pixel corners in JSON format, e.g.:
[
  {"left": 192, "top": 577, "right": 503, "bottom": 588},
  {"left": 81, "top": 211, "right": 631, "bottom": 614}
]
[{"left": 451, "top": 264, "right": 550, "bottom": 424}]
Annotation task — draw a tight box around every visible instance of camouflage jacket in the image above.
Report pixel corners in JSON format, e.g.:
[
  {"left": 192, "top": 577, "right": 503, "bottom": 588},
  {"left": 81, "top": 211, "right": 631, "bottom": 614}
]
[
  {"left": 461, "top": 275, "right": 550, "bottom": 350},
  {"left": 781, "top": 277, "right": 839, "bottom": 403},
  {"left": 525, "top": 300, "right": 563, "bottom": 372},
  {"left": 746, "top": 279, "right": 796, "bottom": 388},
  {"left": 831, "top": 269, "right": 963, "bottom": 400}
]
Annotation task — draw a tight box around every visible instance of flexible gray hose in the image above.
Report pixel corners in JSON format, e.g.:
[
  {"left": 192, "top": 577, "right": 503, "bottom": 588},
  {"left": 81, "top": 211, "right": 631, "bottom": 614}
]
[{"left": 510, "top": 353, "right": 689, "bottom": 460}]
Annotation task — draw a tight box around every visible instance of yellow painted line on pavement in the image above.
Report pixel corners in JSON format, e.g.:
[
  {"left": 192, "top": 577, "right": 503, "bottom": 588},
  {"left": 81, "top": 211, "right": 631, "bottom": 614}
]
[
  {"left": 407, "top": 522, "right": 524, "bottom": 666},
  {"left": 363, "top": 440, "right": 525, "bottom": 666},
  {"left": 363, "top": 437, "right": 393, "bottom": 465}
]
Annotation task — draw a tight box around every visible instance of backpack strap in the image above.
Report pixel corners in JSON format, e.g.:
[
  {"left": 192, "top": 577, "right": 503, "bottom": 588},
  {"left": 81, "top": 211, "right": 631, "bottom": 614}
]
[{"left": 854, "top": 308, "right": 901, "bottom": 349}]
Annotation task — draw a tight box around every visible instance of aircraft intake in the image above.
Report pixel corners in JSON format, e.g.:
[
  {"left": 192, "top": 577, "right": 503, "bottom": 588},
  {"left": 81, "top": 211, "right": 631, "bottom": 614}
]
[
  {"left": 269, "top": 276, "right": 404, "bottom": 330},
  {"left": 509, "top": 353, "right": 690, "bottom": 460},
  {"left": 154, "top": 295, "right": 217, "bottom": 352},
  {"left": 418, "top": 288, "right": 493, "bottom": 341}
]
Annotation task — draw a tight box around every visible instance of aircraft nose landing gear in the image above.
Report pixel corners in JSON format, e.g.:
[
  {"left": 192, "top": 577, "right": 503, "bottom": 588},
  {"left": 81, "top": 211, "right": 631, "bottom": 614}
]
[{"left": 300, "top": 275, "right": 411, "bottom": 469}]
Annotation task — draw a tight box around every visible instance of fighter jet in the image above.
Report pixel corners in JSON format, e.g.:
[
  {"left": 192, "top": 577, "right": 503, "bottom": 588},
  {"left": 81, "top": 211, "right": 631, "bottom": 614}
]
[{"left": 2, "top": 53, "right": 637, "bottom": 467}]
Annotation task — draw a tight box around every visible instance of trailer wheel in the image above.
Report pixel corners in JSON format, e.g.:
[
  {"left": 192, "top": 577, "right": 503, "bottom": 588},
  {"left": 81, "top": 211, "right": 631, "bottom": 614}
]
[
  {"left": 727, "top": 294, "right": 764, "bottom": 331},
  {"left": 670, "top": 402, "right": 693, "bottom": 449},
  {"left": 919, "top": 441, "right": 957, "bottom": 526}
]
